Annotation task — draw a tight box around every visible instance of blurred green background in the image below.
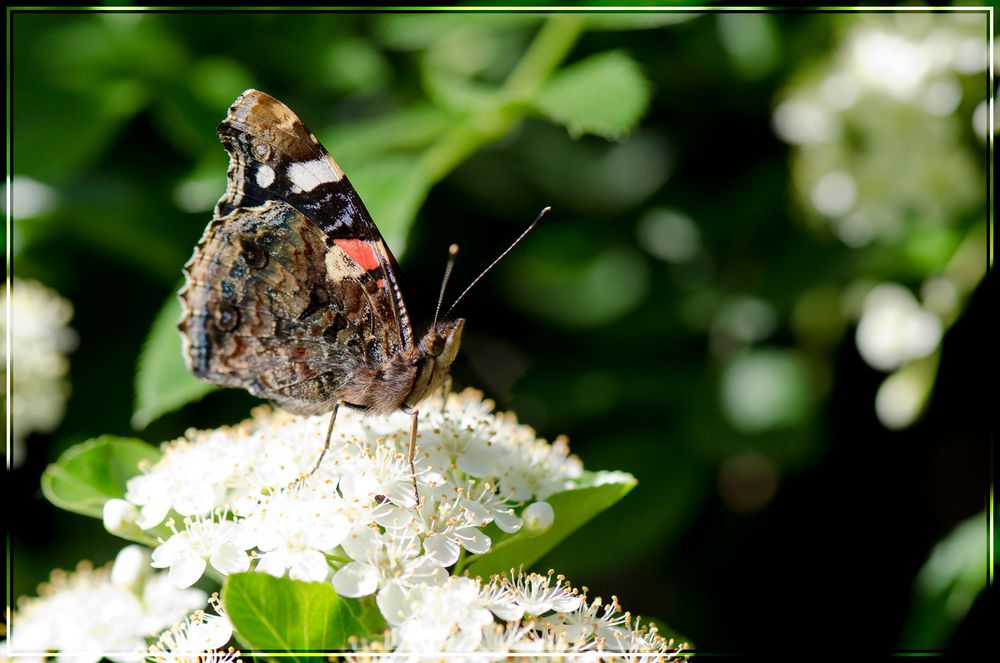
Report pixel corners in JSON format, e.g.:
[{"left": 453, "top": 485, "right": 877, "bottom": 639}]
[{"left": 6, "top": 8, "right": 992, "bottom": 654}]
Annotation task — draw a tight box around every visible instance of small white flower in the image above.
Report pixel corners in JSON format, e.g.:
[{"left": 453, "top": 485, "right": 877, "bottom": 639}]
[
  {"left": 459, "top": 477, "right": 523, "bottom": 534},
  {"left": 125, "top": 438, "right": 228, "bottom": 529},
  {"left": 387, "top": 577, "right": 494, "bottom": 653},
  {"left": 151, "top": 513, "right": 253, "bottom": 588},
  {"left": 416, "top": 398, "right": 503, "bottom": 478},
  {"left": 332, "top": 527, "right": 445, "bottom": 602},
  {"left": 336, "top": 434, "right": 418, "bottom": 507},
  {"left": 485, "top": 569, "right": 582, "bottom": 618},
  {"left": 545, "top": 594, "right": 630, "bottom": 646},
  {"left": 248, "top": 489, "right": 349, "bottom": 582},
  {"left": 490, "top": 423, "right": 583, "bottom": 501}
]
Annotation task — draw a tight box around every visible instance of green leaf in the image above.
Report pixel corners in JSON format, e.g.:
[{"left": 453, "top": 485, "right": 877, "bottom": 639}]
[
  {"left": 349, "top": 155, "right": 429, "bottom": 257},
  {"left": 321, "top": 104, "right": 454, "bottom": 168},
  {"left": 463, "top": 471, "right": 636, "bottom": 579},
  {"left": 535, "top": 51, "right": 651, "bottom": 140},
  {"left": 133, "top": 291, "right": 216, "bottom": 429},
  {"left": 223, "top": 573, "right": 385, "bottom": 657},
  {"left": 584, "top": 12, "right": 699, "bottom": 31},
  {"left": 899, "top": 510, "right": 989, "bottom": 649},
  {"left": 374, "top": 14, "right": 539, "bottom": 51},
  {"left": 41, "top": 435, "right": 161, "bottom": 519}
]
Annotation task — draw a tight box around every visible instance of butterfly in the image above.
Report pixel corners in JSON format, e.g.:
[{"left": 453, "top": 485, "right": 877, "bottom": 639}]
[{"left": 177, "top": 89, "right": 465, "bottom": 496}]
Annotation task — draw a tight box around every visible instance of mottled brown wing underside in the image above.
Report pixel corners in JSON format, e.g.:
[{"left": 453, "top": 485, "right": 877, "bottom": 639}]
[
  {"left": 179, "top": 202, "right": 403, "bottom": 414},
  {"left": 177, "top": 89, "right": 415, "bottom": 414}
]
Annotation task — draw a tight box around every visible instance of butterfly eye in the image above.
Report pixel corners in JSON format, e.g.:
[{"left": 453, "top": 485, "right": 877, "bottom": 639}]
[
  {"left": 214, "top": 303, "right": 240, "bottom": 332},
  {"left": 425, "top": 333, "right": 445, "bottom": 357}
]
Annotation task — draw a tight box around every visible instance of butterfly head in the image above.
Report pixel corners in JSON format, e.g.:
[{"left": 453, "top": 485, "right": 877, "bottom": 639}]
[
  {"left": 421, "top": 318, "right": 465, "bottom": 365},
  {"left": 399, "top": 319, "right": 464, "bottom": 410}
]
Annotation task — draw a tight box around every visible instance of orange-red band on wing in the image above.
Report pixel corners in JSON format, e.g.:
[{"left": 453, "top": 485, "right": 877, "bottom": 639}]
[{"left": 334, "top": 239, "right": 380, "bottom": 271}]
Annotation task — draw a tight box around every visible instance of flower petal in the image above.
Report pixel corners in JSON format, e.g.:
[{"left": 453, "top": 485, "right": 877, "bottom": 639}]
[
  {"left": 332, "top": 562, "right": 378, "bottom": 598},
  {"left": 289, "top": 551, "right": 330, "bottom": 582},
  {"left": 210, "top": 541, "right": 250, "bottom": 576},
  {"left": 423, "top": 533, "right": 460, "bottom": 567},
  {"left": 255, "top": 550, "right": 288, "bottom": 578},
  {"left": 168, "top": 553, "right": 206, "bottom": 588}
]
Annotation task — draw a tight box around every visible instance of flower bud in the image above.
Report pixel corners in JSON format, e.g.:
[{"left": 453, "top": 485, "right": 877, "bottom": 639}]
[
  {"left": 103, "top": 498, "right": 139, "bottom": 536},
  {"left": 111, "top": 544, "right": 152, "bottom": 589},
  {"left": 523, "top": 501, "right": 554, "bottom": 535}
]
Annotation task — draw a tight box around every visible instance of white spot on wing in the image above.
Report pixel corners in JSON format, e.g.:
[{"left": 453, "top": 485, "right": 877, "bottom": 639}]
[
  {"left": 255, "top": 164, "right": 275, "bottom": 188},
  {"left": 286, "top": 157, "right": 343, "bottom": 192},
  {"left": 325, "top": 245, "right": 366, "bottom": 280}
]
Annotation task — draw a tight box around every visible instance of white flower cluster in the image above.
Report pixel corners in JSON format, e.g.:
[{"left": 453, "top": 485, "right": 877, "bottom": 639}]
[
  {"left": 105, "top": 390, "right": 583, "bottom": 603},
  {"left": 772, "top": 13, "right": 987, "bottom": 247},
  {"left": 1, "top": 277, "right": 77, "bottom": 467},
  {"left": 358, "top": 569, "right": 686, "bottom": 660},
  {"left": 2, "top": 546, "right": 206, "bottom": 663}
]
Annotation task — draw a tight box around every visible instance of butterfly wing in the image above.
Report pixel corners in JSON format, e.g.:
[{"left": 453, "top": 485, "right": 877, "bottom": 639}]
[{"left": 178, "top": 89, "right": 413, "bottom": 414}]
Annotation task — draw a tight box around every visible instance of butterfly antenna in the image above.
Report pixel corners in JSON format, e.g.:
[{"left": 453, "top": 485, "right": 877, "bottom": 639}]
[
  {"left": 444, "top": 206, "right": 550, "bottom": 319},
  {"left": 433, "top": 244, "right": 460, "bottom": 326}
]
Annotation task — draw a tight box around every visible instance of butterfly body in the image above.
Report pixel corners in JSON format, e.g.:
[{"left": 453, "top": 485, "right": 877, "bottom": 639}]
[{"left": 178, "top": 89, "right": 464, "bottom": 424}]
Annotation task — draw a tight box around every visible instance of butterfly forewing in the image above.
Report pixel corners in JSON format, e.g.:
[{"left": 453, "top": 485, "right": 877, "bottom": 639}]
[{"left": 178, "top": 89, "right": 415, "bottom": 414}]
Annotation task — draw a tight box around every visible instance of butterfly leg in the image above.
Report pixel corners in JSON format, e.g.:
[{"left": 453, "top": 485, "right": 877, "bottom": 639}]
[
  {"left": 303, "top": 400, "right": 341, "bottom": 481},
  {"left": 401, "top": 405, "right": 420, "bottom": 504},
  {"left": 440, "top": 375, "right": 453, "bottom": 415}
]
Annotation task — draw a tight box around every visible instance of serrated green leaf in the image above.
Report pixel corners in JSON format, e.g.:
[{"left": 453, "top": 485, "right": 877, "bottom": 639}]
[
  {"left": 133, "top": 291, "right": 216, "bottom": 429},
  {"left": 223, "top": 573, "right": 384, "bottom": 657},
  {"left": 41, "top": 435, "right": 161, "bottom": 519},
  {"left": 463, "top": 471, "right": 636, "bottom": 579},
  {"left": 535, "top": 50, "right": 651, "bottom": 140}
]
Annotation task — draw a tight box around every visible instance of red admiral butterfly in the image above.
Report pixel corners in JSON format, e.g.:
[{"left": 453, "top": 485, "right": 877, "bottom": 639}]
[{"left": 178, "top": 89, "right": 543, "bottom": 496}]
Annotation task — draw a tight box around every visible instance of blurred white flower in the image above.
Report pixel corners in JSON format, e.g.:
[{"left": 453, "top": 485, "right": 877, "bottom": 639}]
[
  {"left": 3, "top": 176, "right": 58, "bottom": 220},
  {"left": 773, "top": 15, "right": 986, "bottom": 246},
  {"left": 147, "top": 594, "right": 240, "bottom": 663},
  {"left": 855, "top": 283, "right": 942, "bottom": 372},
  {"left": 971, "top": 98, "right": 993, "bottom": 142},
  {"left": 3, "top": 546, "right": 205, "bottom": 663},
  {"left": 1, "top": 278, "right": 77, "bottom": 467},
  {"left": 846, "top": 27, "right": 932, "bottom": 100}
]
